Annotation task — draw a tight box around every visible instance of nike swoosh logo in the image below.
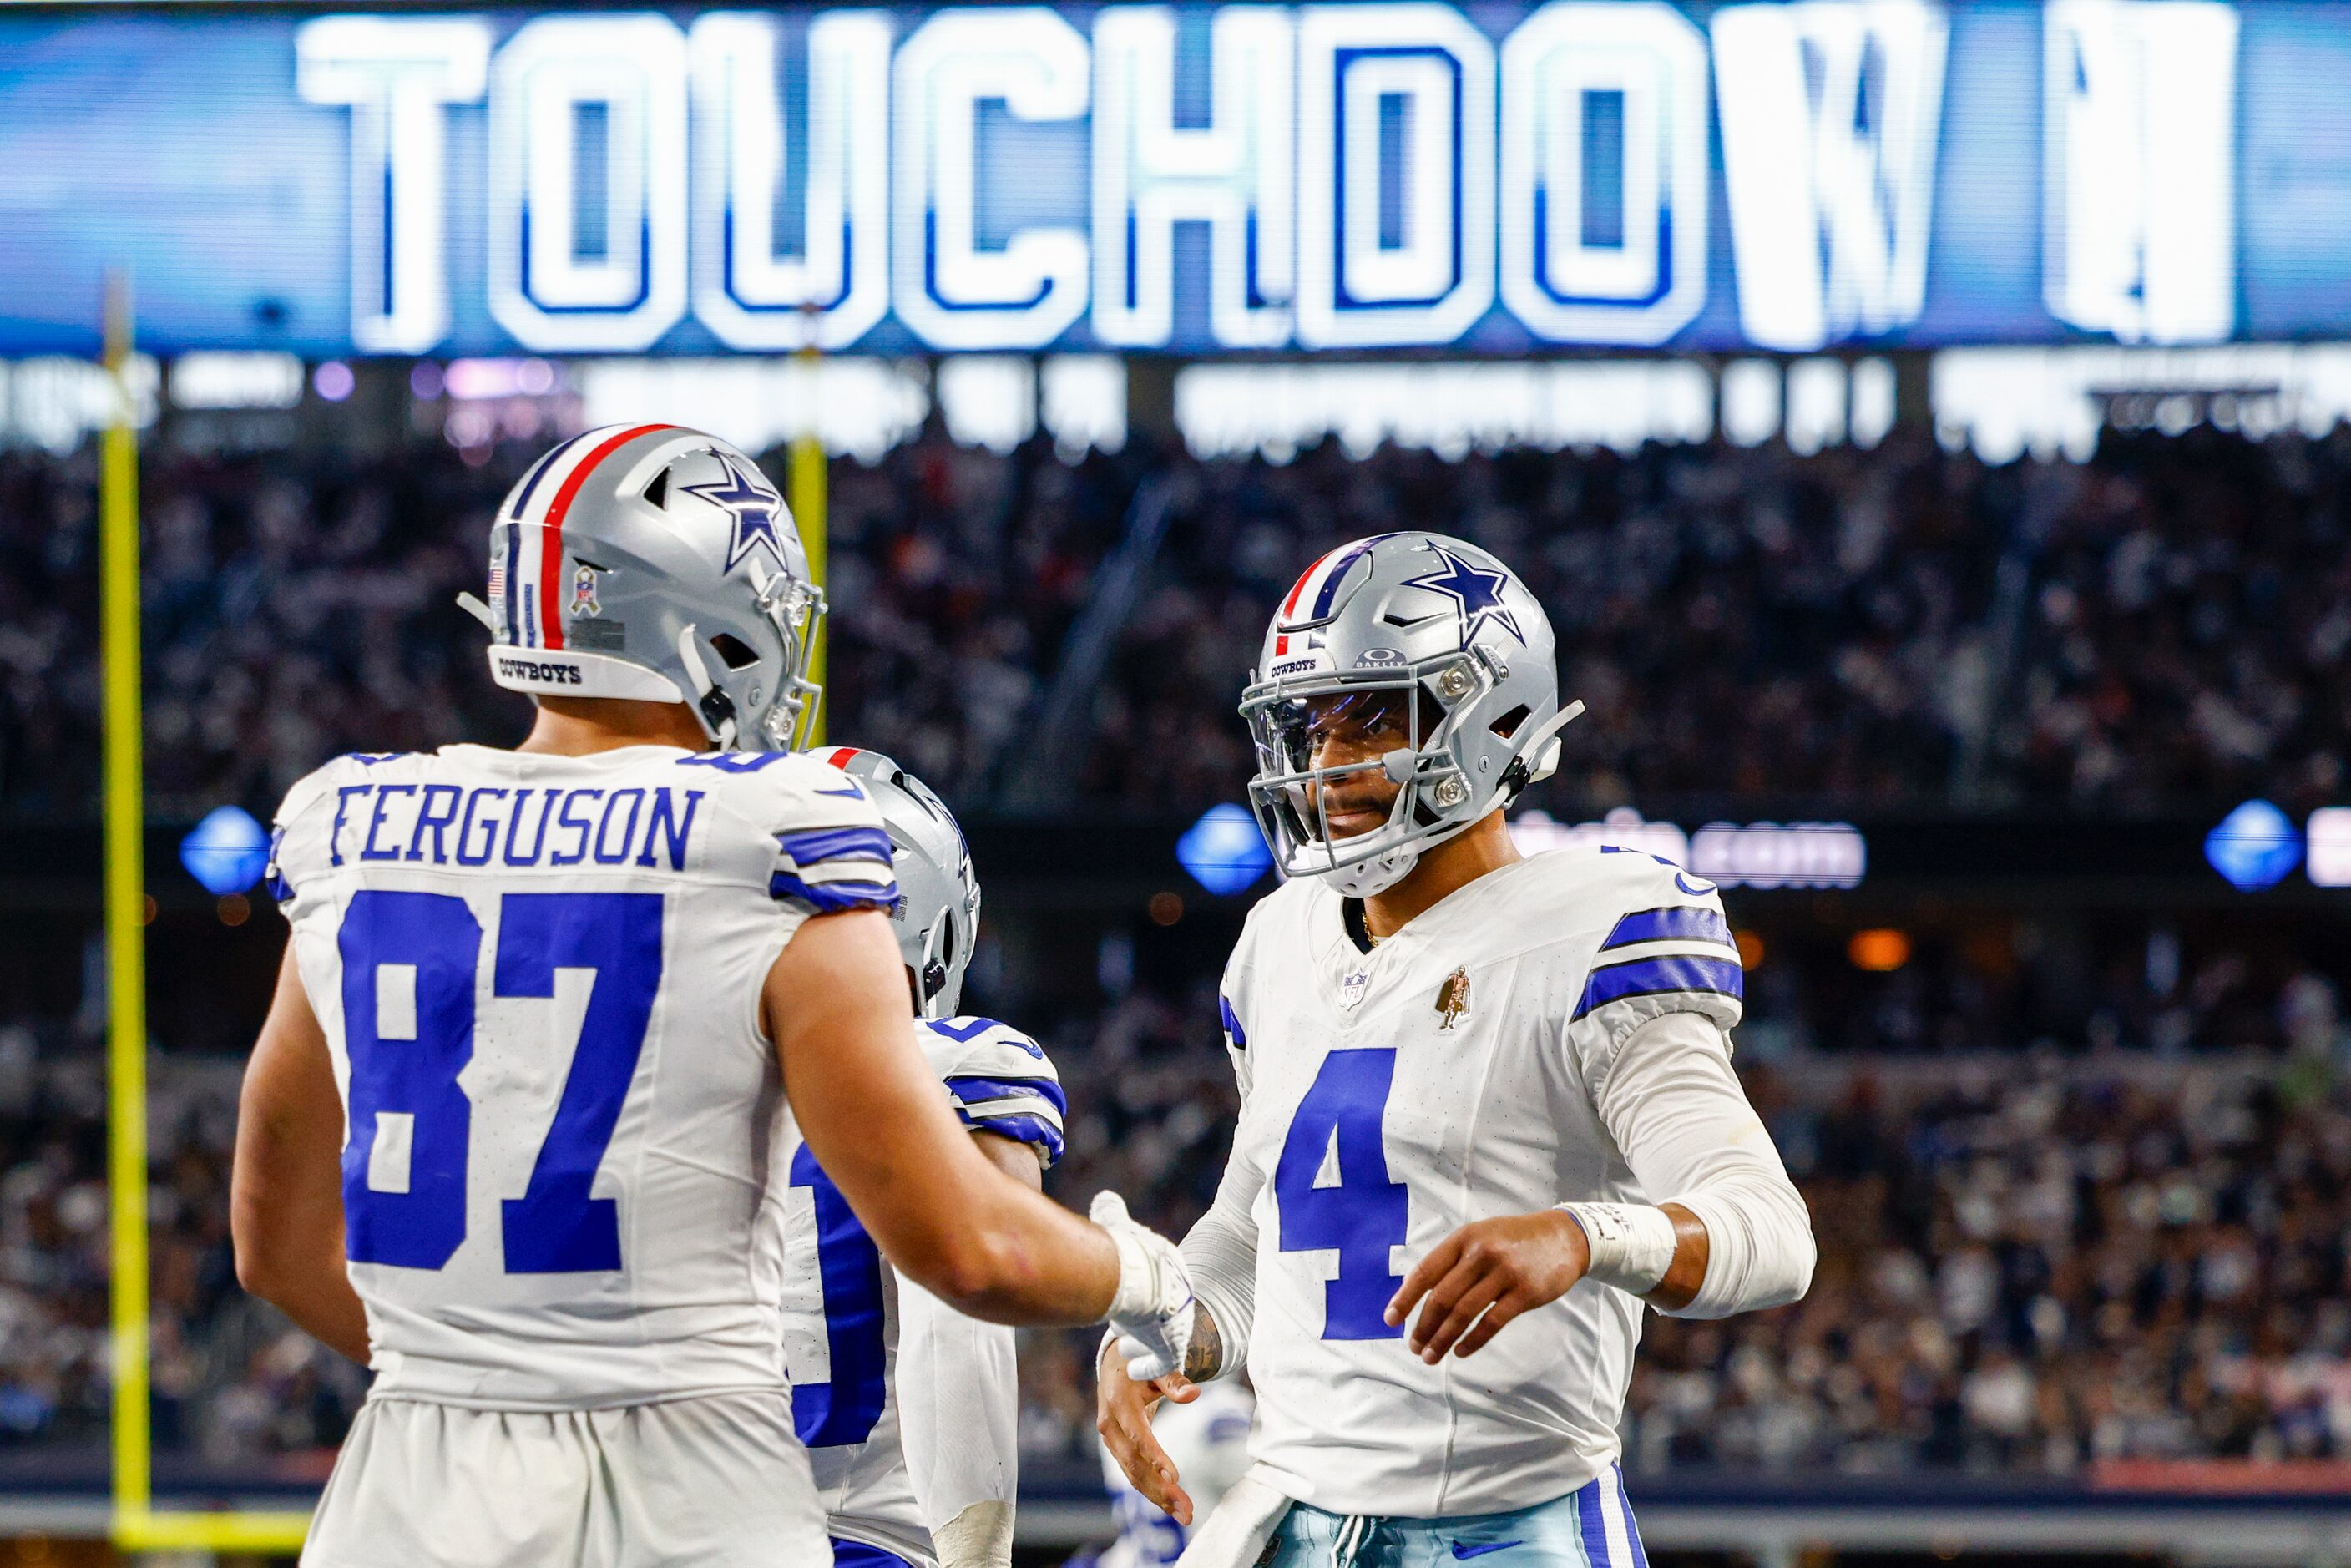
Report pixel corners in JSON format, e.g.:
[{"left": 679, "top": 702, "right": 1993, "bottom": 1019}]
[{"left": 1450, "top": 1544, "right": 1520, "bottom": 1560}]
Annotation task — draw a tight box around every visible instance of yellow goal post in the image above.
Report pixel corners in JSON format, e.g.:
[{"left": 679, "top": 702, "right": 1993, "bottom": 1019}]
[{"left": 101, "top": 273, "right": 314, "bottom": 1555}]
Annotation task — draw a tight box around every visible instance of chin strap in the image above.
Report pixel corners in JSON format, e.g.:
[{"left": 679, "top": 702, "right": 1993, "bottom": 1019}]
[
  {"left": 675, "top": 625, "right": 739, "bottom": 749},
  {"left": 455, "top": 592, "right": 499, "bottom": 634}
]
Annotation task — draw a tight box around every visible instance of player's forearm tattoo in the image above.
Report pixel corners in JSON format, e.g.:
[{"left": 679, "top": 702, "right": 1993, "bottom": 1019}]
[{"left": 1185, "top": 1307, "right": 1224, "bottom": 1381}]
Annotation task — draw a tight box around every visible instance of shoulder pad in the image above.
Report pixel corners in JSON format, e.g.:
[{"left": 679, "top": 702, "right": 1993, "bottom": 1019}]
[
  {"left": 265, "top": 755, "right": 377, "bottom": 907},
  {"left": 918, "top": 1014, "right": 1056, "bottom": 1077},
  {"left": 919, "top": 1017, "right": 1065, "bottom": 1169},
  {"left": 672, "top": 752, "right": 897, "bottom": 915},
  {"left": 1570, "top": 849, "right": 1742, "bottom": 1039}
]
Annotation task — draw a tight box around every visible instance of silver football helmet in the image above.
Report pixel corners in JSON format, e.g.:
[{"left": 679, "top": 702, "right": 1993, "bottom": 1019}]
[
  {"left": 821, "top": 746, "right": 981, "bottom": 1019},
  {"left": 460, "top": 423, "right": 824, "bottom": 751},
  {"left": 1238, "top": 533, "right": 1583, "bottom": 898}
]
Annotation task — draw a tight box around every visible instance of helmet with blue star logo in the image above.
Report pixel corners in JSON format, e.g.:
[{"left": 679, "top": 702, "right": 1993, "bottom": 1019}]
[
  {"left": 1238, "top": 533, "right": 1580, "bottom": 897},
  {"left": 462, "top": 424, "right": 825, "bottom": 751}
]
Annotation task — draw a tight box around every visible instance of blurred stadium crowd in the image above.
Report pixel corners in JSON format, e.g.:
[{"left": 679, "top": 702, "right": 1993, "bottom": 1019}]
[
  {"left": 0, "top": 988, "right": 2347, "bottom": 1479},
  {"left": 3, "top": 420, "right": 2350, "bottom": 820},
  {"left": 1, "top": 420, "right": 2348, "bottom": 1489}
]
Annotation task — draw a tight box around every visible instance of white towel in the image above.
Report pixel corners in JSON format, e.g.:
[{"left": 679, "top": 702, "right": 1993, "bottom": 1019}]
[{"left": 1174, "top": 1468, "right": 1294, "bottom": 1568}]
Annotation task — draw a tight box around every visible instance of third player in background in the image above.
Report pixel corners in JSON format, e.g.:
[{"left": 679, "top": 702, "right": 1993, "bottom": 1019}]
[{"left": 786, "top": 747, "right": 1069, "bottom": 1568}]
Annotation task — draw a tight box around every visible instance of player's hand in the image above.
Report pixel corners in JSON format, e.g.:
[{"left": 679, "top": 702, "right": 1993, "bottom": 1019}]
[
  {"left": 1384, "top": 1208, "right": 1592, "bottom": 1363},
  {"left": 1095, "top": 1333, "right": 1201, "bottom": 1526},
  {"left": 1091, "top": 1191, "right": 1198, "bottom": 1381}
]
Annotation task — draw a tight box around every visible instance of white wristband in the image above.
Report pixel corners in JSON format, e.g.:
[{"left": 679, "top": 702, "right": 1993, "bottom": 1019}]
[{"left": 1559, "top": 1202, "right": 1678, "bottom": 1296}]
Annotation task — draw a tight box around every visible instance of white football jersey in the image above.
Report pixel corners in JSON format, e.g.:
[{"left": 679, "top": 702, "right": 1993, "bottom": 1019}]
[
  {"left": 1215, "top": 847, "right": 1744, "bottom": 1518},
  {"left": 267, "top": 742, "right": 900, "bottom": 1411},
  {"left": 782, "top": 1016, "right": 1064, "bottom": 1564},
  {"left": 1098, "top": 1381, "right": 1256, "bottom": 1568}
]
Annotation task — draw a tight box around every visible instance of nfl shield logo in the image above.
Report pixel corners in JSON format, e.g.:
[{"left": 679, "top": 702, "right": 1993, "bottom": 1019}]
[
  {"left": 1340, "top": 969, "right": 1370, "bottom": 1009},
  {"left": 570, "top": 562, "right": 602, "bottom": 619}
]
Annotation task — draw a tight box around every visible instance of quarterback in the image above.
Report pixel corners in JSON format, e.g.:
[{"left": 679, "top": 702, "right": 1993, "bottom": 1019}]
[
  {"left": 785, "top": 746, "right": 1069, "bottom": 1568},
  {"left": 230, "top": 425, "right": 1195, "bottom": 1568},
  {"left": 1098, "top": 533, "right": 1815, "bottom": 1567}
]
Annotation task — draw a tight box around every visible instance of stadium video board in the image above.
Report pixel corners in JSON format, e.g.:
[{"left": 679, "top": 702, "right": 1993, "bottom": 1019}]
[{"left": 1, "top": 2, "right": 2346, "bottom": 358}]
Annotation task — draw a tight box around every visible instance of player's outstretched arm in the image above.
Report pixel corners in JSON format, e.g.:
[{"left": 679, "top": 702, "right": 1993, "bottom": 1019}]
[
  {"left": 231, "top": 944, "right": 370, "bottom": 1365},
  {"left": 766, "top": 910, "right": 1189, "bottom": 1341},
  {"left": 898, "top": 1130, "right": 1040, "bottom": 1568},
  {"left": 1095, "top": 1112, "right": 1259, "bottom": 1524}
]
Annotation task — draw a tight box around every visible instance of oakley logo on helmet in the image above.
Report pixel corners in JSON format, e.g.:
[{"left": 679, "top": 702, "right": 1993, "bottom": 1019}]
[
  {"left": 1356, "top": 647, "right": 1406, "bottom": 666},
  {"left": 684, "top": 449, "right": 790, "bottom": 574}
]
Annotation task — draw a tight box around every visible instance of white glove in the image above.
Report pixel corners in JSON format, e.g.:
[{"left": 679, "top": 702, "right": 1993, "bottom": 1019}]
[{"left": 1091, "top": 1191, "right": 1199, "bottom": 1383}]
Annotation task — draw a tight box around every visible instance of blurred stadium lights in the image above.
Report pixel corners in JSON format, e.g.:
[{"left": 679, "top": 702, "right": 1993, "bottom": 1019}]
[
  {"left": 1175, "top": 358, "right": 1716, "bottom": 460},
  {"left": 1039, "top": 354, "right": 1126, "bottom": 457},
  {"left": 2203, "top": 798, "right": 2303, "bottom": 892},
  {"left": 442, "top": 356, "right": 557, "bottom": 400},
  {"left": 1509, "top": 807, "right": 1866, "bottom": 890},
  {"left": 169, "top": 351, "right": 305, "bottom": 411},
  {"left": 177, "top": 805, "right": 270, "bottom": 896},
  {"left": 312, "top": 360, "right": 356, "bottom": 402},
  {"left": 1689, "top": 820, "right": 1868, "bottom": 890},
  {"left": 1175, "top": 803, "right": 1272, "bottom": 897},
  {"left": 937, "top": 355, "right": 1036, "bottom": 453},
  {"left": 576, "top": 356, "right": 928, "bottom": 462},
  {"left": 1847, "top": 928, "right": 1912, "bottom": 972},
  {"left": 1720, "top": 358, "right": 1781, "bottom": 448},
  {"left": 1514, "top": 806, "right": 1692, "bottom": 864},
  {"left": 1932, "top": 343, "right": 2351, "bottom": 462},
  {"left": 2308, "top": 808, "right": 2351, "bottom": 888},
  {"left": 0, "top": 355, "right": 159, "bottom": 454}
]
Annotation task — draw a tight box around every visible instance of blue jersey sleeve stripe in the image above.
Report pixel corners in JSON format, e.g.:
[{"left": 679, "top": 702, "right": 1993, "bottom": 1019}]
[
  {"left": 946, "top": 1075, "right": 1069, "bottom": 1120},
  {"left": 769, "top": 871, "right": 900, "bottom": 915},
  {"left": 1573, "top": 954, "right": 1745, "bottom": 1021},
  {"left": 957, "top": 1110, "right": 1065, "bottom": 1166},
  {"left": 1601, "top": 906, "right": 1734, "bottom": 952},
  {"left": 1218, "top": 994, "right": 1247, "bottom": 1050},
  {"left": 775, "top": 826, "right": 897, "bottom": 868}
]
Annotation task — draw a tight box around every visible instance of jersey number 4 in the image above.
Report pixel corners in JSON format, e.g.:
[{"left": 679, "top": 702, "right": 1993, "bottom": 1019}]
[
  {"left": 1273, "top": 1048, "right": 1408, "bottom": 1340},
  {"left": 336, "top": 888, "right": 662, "bottom": 1273}
]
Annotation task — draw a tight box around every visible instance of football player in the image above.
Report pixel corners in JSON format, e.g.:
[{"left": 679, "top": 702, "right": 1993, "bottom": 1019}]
[
  {"left": 1096, "top": 534, "right": 1815, "bottom": 1568},
  {"left": 785, "top": 746, "right": 1065, "bottom": 1568},
  {"left": 231, "top": 426, "right": 1195, "bottom": 1568}
]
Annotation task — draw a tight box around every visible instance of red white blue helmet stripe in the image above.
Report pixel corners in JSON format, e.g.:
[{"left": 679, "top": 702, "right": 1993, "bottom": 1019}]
[
  {"left": 1272, "top": 533, "right": 1399, "bottom": 655},
  {"left": 493, "top": 423, "right": 675, "bottom": 651}
]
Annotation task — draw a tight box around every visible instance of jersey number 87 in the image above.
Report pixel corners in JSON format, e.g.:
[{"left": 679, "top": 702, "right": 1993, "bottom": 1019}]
[{"left": 336, "top": 888, "right": 661, "bottom": 1273}]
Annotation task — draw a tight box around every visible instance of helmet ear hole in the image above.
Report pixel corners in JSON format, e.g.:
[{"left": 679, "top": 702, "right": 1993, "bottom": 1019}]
[
  {"left": 709, "top": 633, "right": 761, "bottom": 670},
  {"left": 1489, "top": 703, "right": 1530, "bottom": 739}
]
